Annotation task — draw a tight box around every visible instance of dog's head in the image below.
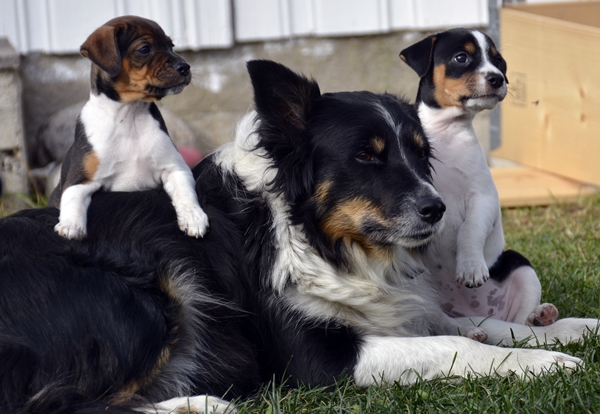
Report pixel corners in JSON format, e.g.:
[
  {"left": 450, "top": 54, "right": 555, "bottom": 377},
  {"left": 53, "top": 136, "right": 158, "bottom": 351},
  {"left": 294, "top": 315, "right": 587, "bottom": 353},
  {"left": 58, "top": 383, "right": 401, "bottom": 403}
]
[
  {"left": 247, "top": 60, "right": 445, "bottom": 270},
  {"left": 400, "top": 28, "right": 507, "bottom": 113},
  {"left": 81, "top": 15, "right": 191, "bottom": 103}
]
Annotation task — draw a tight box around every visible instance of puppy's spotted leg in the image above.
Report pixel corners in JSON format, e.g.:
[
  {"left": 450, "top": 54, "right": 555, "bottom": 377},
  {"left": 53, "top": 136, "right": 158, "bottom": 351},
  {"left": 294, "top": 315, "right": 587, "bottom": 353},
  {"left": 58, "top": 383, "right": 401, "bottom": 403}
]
[
  {"left": 162, "top": 167, "right": 209, "bottom": 238},
  {"left": 54, "top": 182, "right": 102, "bottom": 240},
  {"left": 143, "top": 395, "right": 236, "bottom": 414}
]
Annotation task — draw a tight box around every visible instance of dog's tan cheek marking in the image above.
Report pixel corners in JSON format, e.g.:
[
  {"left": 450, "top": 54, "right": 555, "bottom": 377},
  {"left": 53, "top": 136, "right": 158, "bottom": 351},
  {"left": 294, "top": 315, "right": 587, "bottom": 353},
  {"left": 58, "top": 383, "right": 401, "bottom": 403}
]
[
  {"left": 83, "top": 151, "right": 100, "bottom": 180},
  {"left": 320, "top": 198, "right": 393, "bottom": 260},
  {"left": 433, "top": 64, "right": 470, "bottom": 108},
  {"left": 115, "top": 58, "right": 151, "bottom": 103}
]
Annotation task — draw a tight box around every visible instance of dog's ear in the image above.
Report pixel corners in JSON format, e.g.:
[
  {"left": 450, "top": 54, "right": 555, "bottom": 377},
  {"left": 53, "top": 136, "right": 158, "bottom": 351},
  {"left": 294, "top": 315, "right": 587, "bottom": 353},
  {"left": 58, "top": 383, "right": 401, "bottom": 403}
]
[
  {"left": 80, "top": 24, "right": 124, "bottom": 78},
  {"left": 247, "top": 60, "right": 321, "bottom": 203},
  {"left": 400, "top": 35, "right": 437, "bottom": 78},
  {"left": 248, "top": 59, "right": 320, "bottom": 136}
]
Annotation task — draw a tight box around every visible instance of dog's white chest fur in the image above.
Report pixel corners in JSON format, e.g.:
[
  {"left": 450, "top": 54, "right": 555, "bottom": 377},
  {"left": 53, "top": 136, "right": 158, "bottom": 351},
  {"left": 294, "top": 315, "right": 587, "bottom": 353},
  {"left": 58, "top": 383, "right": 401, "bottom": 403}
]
[
  {"left": 80, "top": 94, "right": 183, "bottom": 190},
  {"left": 419, "top": 105, "right": 504, "bottom": 283}
]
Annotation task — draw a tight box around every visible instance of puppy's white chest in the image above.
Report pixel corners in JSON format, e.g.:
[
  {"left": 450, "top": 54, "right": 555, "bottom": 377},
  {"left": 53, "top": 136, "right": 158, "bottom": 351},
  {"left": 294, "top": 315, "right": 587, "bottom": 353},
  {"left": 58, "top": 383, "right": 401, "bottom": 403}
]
[{"left": 81, "top": 98, "right": 178, "bottom": 190}]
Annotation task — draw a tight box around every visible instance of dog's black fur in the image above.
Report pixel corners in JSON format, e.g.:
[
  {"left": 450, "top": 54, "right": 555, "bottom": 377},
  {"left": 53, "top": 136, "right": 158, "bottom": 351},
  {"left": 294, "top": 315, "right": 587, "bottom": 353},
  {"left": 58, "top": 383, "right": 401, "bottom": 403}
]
[{"left": 0, "top": 60, "right": 445, "bottom": 413}]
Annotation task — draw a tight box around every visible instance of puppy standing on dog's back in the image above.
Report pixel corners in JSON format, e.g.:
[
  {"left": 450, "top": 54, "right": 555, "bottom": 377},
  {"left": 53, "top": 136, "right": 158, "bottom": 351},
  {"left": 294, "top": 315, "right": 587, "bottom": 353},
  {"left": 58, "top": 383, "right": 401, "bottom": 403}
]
[
  {"left": 400, "top": 28, "right": 557, "bottom": 326},
  {"left": 48, "top": 16, "right": 208, "bottom": 240}
]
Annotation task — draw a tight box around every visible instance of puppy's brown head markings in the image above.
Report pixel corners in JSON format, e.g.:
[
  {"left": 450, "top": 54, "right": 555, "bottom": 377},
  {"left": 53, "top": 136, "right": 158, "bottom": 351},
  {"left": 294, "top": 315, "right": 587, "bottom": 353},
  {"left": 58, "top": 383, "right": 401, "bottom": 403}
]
[
  {"left": 400, "top": 28, "right": 508, "bottom": 111},
  {"left": 81, "top": 15, "right": 191, "bottom": 103}
]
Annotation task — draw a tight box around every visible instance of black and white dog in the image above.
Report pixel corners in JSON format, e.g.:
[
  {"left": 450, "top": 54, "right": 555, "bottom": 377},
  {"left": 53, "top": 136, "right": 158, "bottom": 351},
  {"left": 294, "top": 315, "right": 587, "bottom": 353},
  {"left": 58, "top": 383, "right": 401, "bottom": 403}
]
[
  {"left": 0, "top": 60, "right": 595, "bottom": 414},
  {"left": 400, "top": 29, "right": 558, "bottom": 328}
]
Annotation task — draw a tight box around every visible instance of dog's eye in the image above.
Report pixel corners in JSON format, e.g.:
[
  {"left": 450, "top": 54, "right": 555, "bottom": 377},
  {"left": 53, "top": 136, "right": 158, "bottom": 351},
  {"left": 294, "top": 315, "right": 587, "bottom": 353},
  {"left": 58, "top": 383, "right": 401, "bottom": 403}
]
[
  {"left": 356, "top": 152, "right": 375, "bottom": 162},
  {"left": 454, "top": 53, "right": 469, "bottom": 64},
  {"left": 137, "top": 45, "right": 151, "bottom": 55},
  {"left": 418, "top": 149, "right": 427, "bottom": 159}
]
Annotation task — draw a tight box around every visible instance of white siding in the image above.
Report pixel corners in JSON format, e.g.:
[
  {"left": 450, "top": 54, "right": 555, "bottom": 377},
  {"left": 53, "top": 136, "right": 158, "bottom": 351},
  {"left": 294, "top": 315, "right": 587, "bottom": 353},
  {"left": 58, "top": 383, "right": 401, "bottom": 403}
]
[
  {"left": 235, "top": 0, "right": 489, "bottom": 40},
  {"left": 0, "top": 0, "right": 233, "bottom": 54},
  {"left": 1, "top": 0, "right": 490, "bottom": 55}
]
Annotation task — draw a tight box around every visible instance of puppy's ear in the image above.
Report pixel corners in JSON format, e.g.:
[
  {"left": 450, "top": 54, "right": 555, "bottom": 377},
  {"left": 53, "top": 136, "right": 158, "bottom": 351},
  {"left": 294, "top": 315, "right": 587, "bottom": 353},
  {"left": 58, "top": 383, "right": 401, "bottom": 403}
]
[
  {"left": 80, "top": 24, "right": 123, "bottom": 78},
  {"left": 400, "top": 35, "right": 437, "bottom": 78},
  {"left": 247, "top": 59, "right": 321, "bottom": 203}
]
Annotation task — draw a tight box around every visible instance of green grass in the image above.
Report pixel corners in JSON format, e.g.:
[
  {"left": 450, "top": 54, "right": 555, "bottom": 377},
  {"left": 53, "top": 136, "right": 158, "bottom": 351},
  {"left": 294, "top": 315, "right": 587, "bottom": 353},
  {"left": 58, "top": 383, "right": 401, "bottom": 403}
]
[
  {"left": 2, "top": 193, "right": 600, "bottom": 413},
  {"left": 234, "top": 194, "right": 600, "bottom": 414}
]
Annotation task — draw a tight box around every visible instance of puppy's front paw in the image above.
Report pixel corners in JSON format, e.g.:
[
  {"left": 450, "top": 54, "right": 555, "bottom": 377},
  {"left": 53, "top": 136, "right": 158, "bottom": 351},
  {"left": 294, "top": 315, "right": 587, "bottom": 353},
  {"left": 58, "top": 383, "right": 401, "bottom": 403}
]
[
  {"left": 527, "top": 303, "right": 559, "bottom": 326},
  {"left": 54, "top": 220, "right": 87, "bottom": 240},
  {"left": 464, "top": 327, "right": 488, "bottom": 342},
  {"left": 456, "top": 259, "right": 489, "bottom": 288},
  {"left": 178, "top": 205, "right": 210, "bottom": 238}
]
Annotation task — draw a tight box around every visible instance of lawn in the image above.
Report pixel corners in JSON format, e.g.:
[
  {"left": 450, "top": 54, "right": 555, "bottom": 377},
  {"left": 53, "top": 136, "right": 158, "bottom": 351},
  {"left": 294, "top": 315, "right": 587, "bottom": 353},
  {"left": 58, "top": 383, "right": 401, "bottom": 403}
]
[
  {"left": 1, "top": 193, "right": 599, "bottom": 413},
  {"left": 234, "top": 194, "right": 600, "bottom": 414}
]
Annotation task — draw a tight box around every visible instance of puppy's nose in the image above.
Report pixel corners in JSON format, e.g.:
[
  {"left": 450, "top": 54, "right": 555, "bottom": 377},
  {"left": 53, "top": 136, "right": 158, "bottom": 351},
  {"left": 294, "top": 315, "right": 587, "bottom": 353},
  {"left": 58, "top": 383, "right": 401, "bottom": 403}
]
[
  {"left": 175, "top": 62, "right": 191, "bottom": 77},
  {"left": 417, "top": 197, "right": 446, "bottom": 224},
  {"left": 486, "top": 73, "right": 504, "bottom": 88}
]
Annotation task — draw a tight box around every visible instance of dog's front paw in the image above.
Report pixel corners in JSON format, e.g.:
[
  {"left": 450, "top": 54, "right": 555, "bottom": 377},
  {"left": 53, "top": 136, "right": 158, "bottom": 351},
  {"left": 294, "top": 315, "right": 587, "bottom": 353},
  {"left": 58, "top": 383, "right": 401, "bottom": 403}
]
[
  {"left": 461, "top": 327, "right": 488, "bottom": 342},
  {"left": 54, "top": 220, "right": 87, "bottom": 240},
  {"left": 527, "top": 303, "right": 559, "bottom": 326},
  {"left": 178, "top": 205, "right": 210, "bottom": 238},
  {"left": 456, "top": 259, "right": 489, "bottom": 288}
]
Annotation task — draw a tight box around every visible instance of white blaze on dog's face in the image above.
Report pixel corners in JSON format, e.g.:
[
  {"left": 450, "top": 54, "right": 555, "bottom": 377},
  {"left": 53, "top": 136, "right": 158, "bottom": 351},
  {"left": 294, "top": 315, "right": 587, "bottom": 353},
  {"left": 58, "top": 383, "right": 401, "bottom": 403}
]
[
  {"left": 247, "top": 60, "right": 446, "bottom": 270},
  {"left": 400, "top": 28, "right": 508, "bottom": 113}
]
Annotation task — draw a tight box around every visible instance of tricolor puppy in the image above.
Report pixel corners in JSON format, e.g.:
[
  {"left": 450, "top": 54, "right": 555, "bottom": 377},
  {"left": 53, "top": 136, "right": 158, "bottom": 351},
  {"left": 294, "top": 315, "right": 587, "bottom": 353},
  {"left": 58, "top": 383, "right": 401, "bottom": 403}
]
[
  {"left": 400, "top": 28, "right": 557, "bottom": 326},
  {"left": 48, "top": 16, "right": 209, "bottom": 240}
]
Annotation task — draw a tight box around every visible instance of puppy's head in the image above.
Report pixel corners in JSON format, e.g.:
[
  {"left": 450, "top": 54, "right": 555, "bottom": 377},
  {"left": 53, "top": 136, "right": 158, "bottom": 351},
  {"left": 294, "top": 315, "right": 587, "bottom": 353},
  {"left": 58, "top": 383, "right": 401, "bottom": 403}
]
[
  {"left": 400, "top": 28, "right": 508, "bottom": 113},
  {"left": 81, "top": 15, "right": 191, "bottom": 103},
  {"left": 247, "top": 60, "right": 445, "bottom": 271}
]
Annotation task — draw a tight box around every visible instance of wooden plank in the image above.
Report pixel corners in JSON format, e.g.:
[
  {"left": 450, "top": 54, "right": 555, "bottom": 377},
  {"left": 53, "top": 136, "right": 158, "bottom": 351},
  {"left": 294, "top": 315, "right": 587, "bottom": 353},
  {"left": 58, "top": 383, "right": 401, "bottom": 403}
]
[
  {"left": 509, "top": 1, "right": 600, "bottom": 29},
  {"left": 491, "top": 165, "right": 597, "bottom": 207},
  {"left": 495, "top": 6, "right": 600, "bottom": 186}
]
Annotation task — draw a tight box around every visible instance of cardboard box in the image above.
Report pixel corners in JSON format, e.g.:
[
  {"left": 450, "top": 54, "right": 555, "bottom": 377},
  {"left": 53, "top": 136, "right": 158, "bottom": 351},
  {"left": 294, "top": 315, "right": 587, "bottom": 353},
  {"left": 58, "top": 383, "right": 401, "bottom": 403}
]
[{"left": 494, "top": 2, "right": 600, "bottom": 187}]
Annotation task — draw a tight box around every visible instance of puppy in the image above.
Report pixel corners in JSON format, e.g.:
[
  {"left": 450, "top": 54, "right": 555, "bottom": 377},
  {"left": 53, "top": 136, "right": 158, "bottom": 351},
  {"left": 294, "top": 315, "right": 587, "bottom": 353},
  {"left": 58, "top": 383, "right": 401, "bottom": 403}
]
[
  {"left": 48, "top": 16, "right": 209, "bottom": 240},
  {"left": 400, "top": 28, "right": 557, "bottom": 326}
]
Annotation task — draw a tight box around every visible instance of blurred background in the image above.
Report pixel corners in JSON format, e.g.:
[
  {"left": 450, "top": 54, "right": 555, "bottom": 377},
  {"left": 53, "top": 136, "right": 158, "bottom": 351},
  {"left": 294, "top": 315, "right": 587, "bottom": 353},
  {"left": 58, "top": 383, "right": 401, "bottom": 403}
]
[{"left": 0, "top": 0, "right": 597, "bottom": 207}]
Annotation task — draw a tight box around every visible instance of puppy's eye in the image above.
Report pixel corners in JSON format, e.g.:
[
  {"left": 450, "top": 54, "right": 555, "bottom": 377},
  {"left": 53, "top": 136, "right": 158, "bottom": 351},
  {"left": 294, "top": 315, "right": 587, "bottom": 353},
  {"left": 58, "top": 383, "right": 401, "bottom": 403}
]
[
  {"left": 356, "top": 152, "right": 375, "bottom": 162},
  {"left": 454, "top": 53, "right": 469, "bottom": 64},
  {"left": 418, "top": 149, "right": 427, "bottom": 159},
  {"left": 137, "top": 45, "right": 151, "bottom": 55}
]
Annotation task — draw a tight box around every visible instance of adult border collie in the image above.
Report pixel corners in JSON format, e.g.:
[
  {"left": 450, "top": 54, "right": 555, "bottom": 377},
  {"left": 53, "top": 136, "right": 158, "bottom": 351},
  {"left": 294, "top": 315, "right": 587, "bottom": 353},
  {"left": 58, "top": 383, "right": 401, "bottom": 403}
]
[{"left": 0, "top": 60, "right": 593, "bottom": 414}]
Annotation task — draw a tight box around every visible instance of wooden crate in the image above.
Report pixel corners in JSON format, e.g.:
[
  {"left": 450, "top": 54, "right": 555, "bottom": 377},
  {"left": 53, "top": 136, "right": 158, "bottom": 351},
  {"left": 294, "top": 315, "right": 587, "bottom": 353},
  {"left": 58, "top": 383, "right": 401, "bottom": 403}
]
[
  {"left": 494, "top": 2, "right": 600, "bottom": 187},
  {"left": 490, "top": 164, "right": 596, "bottom": 207}
]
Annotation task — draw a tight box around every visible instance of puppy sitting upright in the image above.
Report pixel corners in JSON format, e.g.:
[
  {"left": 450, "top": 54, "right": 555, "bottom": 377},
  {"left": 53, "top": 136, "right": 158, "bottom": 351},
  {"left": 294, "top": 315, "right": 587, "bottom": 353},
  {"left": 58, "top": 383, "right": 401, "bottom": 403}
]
[
  {"left": 400, "top": 28, "right": 556, "bottom": 326},
  {"left": 48, "top": 16, "right": 208, "bottom": 240}
]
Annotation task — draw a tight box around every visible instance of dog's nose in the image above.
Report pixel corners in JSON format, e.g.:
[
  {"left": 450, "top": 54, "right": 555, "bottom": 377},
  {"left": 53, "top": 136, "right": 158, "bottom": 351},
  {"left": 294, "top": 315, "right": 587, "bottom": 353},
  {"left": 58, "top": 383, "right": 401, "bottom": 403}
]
[
  {"left": 175, "top": 62, "right": 191, "bottom": 77},
  {"left": 486, "top": 73, "right": 504, "bottom": 88},
  {"left": 417, "top": 197, "right": 446, "bottom": 224}
]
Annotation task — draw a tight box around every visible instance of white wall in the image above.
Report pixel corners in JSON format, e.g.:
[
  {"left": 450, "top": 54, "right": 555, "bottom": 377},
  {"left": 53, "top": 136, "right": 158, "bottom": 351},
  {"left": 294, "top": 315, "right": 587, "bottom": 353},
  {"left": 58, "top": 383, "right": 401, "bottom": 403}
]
[{"left": 1, "top": 0, "right": 489, "bottom": 54}]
